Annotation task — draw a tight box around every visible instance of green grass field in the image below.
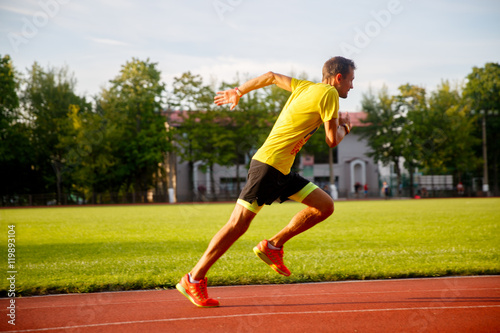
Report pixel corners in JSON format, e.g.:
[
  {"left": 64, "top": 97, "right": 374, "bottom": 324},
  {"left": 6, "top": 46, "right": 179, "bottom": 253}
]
[{"left": 1, "top": 198, "right": 499, "bottom": 296}]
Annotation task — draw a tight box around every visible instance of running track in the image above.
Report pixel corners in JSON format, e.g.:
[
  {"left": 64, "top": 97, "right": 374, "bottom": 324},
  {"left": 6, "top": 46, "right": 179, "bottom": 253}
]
[{"left": 1, "top": 276, "right": 499, "bottom": 332}]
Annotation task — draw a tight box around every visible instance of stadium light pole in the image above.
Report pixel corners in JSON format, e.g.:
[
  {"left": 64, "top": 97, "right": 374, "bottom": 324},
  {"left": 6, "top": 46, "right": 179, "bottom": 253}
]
[{"left": 472, "top": 109, "right": 491, "bottom": 196}]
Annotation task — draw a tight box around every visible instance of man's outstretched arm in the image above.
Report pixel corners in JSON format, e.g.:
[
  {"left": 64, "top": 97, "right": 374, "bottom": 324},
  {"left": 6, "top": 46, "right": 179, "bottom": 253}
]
[{"left": 214, "top": 72, "right": 292, "bottom": 110}]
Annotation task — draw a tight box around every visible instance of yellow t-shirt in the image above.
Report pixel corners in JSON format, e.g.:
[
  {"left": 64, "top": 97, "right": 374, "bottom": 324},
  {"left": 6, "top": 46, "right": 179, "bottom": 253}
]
[{"left": 253, "top": 78, "right": 339, "bottom": 175}]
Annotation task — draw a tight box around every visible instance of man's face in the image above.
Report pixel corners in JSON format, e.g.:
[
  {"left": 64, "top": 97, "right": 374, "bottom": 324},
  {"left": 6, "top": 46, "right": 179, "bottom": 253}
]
[{"left": 335, "top": 68, "right": 355, "bottom": 99}]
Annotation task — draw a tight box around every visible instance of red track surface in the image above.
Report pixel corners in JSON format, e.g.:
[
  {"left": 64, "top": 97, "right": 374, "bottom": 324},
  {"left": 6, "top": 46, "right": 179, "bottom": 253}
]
[{"left": 1, "top": 276, "right": 499, "bottom": 332}]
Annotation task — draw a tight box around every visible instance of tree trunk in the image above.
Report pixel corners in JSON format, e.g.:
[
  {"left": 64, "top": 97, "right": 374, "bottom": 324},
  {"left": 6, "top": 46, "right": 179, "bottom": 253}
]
[
  {"left": 188, "top": 160, "right": 194, "bottom": 201},
  {"left": 393, "top": 157, "right": 401, "bottom": 197},
  {"left": 51, "top": 160, "right": 62, "bottom": 205},
  {"left": 409, "top": 165, "right": 414, "bottom": 198}
]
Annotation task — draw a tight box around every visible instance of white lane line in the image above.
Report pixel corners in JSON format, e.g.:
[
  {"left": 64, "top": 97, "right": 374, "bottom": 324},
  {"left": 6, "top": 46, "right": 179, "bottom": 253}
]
[
  {"left": 5, "top": 305, "right": 500, "bottom": 332},
  {"left": 8, "top": 287, "right": 499, "bottom": 310}
]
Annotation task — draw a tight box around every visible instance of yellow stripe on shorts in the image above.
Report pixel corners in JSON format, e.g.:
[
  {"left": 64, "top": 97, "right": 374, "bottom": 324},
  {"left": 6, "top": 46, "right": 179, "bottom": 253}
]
[
  {"left": 237, "top": 199, "right": 263, "bottom": 214},
  {"left": 289, "top": 182, "right": 318, "bottom": 203}
]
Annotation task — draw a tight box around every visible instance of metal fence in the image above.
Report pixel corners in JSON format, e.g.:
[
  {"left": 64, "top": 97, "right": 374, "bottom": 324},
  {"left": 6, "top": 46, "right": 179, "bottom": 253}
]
[
  {"left": 1, "top": 183, "right": 490, "bottom": 207},
  {"left": 1, "top": 191, "right": 173, "bottom": 207}
]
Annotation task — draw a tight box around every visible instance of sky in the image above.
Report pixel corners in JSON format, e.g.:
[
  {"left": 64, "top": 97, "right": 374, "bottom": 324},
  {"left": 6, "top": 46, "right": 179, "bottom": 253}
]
[{"left": 1, "top": 0, "right": 499, "bottom": 111}]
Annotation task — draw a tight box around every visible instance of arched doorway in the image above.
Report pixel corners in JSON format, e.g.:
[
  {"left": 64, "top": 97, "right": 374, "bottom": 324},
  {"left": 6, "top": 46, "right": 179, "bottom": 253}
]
[{"left": 350, "top": 159, "right": 366, "bottom": 195}]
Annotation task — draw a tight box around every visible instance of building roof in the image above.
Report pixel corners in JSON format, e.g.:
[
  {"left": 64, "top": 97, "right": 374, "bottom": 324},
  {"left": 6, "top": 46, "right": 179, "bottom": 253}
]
[
  {"left": 348, "top": 111, "right": 368, "bottom": 127},
  {"left": 163, "top": 110, "right": 192, "bottom": 127}
]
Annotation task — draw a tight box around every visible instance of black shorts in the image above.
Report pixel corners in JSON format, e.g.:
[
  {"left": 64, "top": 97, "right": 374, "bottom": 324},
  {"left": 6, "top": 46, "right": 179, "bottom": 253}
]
[{"left": 238, "top": 159, "right": 311, "bottom": 206}]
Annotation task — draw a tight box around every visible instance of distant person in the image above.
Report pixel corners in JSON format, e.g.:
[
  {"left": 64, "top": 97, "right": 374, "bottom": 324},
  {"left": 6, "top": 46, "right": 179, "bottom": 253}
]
[
  {"left": 354, "top": 182, "right": 361, "bottom": 198},
  {"left": 382, "top": 182, "right": 389, "bottom": 199},
  {"left": 457, "top": 182, "right": 464, "bottom": 196},
  {"left": 364, "top": 183, "right": 368, "bottom": 198},
  {"left": 197, "top": 184, "right": 207, "bottom": 201},
  {"left": 323, "top": 184, "right": 332, "bottom": 197},
  {"left": 176, "top": 57, "right": 355, "bottom": 307}
]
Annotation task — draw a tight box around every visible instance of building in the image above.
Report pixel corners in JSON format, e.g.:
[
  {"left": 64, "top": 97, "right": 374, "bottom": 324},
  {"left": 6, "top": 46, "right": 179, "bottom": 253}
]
[{"left": 165, "top": 111, "right": 379, "bottom": 202}]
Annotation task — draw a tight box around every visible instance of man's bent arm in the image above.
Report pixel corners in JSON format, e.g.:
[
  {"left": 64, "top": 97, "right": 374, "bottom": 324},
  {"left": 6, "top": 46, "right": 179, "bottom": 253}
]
[
  {"left": 324, "top": 112, "right": 351, "bottom": 148},
  {"left": 214, "top": 72, "right": 292, "bottom": 110}
]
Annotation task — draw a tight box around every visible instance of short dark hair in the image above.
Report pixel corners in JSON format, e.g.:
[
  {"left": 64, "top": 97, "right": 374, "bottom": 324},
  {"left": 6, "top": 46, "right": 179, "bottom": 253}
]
[{"left": 322, "top": 56, "right": 356, "bottom": 80}]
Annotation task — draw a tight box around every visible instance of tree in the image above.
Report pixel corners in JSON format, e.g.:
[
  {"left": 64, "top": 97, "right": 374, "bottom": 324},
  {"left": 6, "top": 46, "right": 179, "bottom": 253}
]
[
  {"left": 427, "top": 81, "right": 480, "bottom": 180},
  {"left": 0, "top": 55, "right": 37, "bottom": 204},
  {"left": 363, "top": 82, "right": 481, "bottom": 197},
  {"left": 0, "top": 55, "right": 18, "bottom": 124},
  {"left": 170, "top": 71, "right": 214, "bottom": 111},
  {"left": 394, "top": 84, "right": 427, "bottom": 197},
  {"left": 61, "top": 102, "right": 118, "bottom": 203},
  {"left": 463, "top": 63, "right": 500, "bottom": 195},
  {"left": 99, "top": 58, "right": 170, "bottom": 201},
  {"left": 171, "top": 72, "right": 216, "bottom": 200},
  {"left": 21, "top": 62, "right": 89, "bottom": 204},
  {"left": 188, "top": 110, "right": 237, "bottom": 199},
  {"left": 359, "top": 86, "right": 407, "bottom": 196}
]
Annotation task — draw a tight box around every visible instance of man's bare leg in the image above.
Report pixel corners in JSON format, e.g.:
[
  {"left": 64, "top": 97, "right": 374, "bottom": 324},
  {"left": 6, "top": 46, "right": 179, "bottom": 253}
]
[
  {"left": 268, "top": 188, "right": 334, "bottom": 248},
  {"left": 190, "top": 203, "right": 256, "bottom": 280}
]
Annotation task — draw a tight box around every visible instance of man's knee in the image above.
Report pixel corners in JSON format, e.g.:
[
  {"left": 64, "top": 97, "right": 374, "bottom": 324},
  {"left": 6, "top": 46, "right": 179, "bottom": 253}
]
[
  {"left": 228, "top": 203, "right": 256, "bottom": 233},
  {"left": 303, "top": 188, "right": 334, "bottom": 218},
  {"left": 319, "top": 197, "right": 334, "bottom": 218}
]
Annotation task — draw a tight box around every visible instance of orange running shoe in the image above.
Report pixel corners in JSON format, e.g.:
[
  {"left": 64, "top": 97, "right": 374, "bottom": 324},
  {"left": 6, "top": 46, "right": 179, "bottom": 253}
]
[
  {"left": 253, "top": 240, "right": 291, "bottom": 276},
  {"left": 176, "top": 274, "right": 220, "bottom": 308}
]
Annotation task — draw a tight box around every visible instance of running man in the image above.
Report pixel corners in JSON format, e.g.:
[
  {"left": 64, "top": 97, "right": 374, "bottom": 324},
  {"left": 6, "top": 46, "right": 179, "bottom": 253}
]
[{"left": 176, "top": 56, "right": 355, "bottom": 307}]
